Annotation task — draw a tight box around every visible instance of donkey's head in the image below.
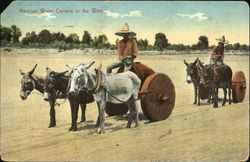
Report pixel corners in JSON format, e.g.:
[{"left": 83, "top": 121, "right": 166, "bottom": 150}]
[
  {"left": 198, "top": 61, "right": 213, "bottom": 86},
  {"left": 19, "top": 64, "right": 37, "bottom": 100},
  {"left": 66, "top": 61, "right": 96, "bottom": 97},
  {"left": 184, "top": 58, "right": 199, "bottom": 84},
  {"left": 43, "top": 67, "right": 68, "bottom": 101}
]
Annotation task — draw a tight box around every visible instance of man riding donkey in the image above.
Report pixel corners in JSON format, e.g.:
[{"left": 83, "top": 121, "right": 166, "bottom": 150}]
[
  {"left": 107, "top": 23, "right": 138, "bottom": 73},
  {"left": 210, "top": 36, "right": 229, "bottom": 65}
]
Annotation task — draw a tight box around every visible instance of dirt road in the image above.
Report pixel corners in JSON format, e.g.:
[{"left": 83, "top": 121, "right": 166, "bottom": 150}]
[{"left": 1, "top": 48, "right": 249, "bottom": 161}]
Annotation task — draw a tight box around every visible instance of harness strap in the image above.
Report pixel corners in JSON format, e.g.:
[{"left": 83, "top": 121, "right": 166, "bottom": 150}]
[{"left": 104, "top": 88, "right": 126, "bottom": 103}]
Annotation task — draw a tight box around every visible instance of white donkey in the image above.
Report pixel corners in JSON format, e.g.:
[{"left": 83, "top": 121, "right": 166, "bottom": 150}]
[{"left": 67, "top": 61, "right": 141, "bottom": 134}]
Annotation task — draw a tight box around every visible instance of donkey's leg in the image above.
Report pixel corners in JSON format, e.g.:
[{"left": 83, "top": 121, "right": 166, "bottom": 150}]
[
  {"left": 207, "top": 87, "right": 212, "bottom": 103},
  {"left": 228, "top": 83, "right": 232, "bottom": 105},
  {"left": 97, "top": 101, "right": 106, "bottom": 134},
  {"left": 48, "top": 100, "right": 56, "bottom": 128},
  {"left": 80, "top": 104, "right": 86, "bottom": 123},
  {"left": 126, "top": 103, "right": 133, "bottom": 128},
  {"left": 69, "top": 100, "right": 75, "bottom": 131},
  {"left": 127, "top": 97, "right": 140, "bottom": 127},
  {"left": 72, "top": 103, "right": 79, "bottom": 131},
  {"left": 222, "top": 87, "right": 227, "bottom": 106},
  {"left": 95, "top": 102, "right": 100, "bottom": 127},
  {"left": 213, "top": 86, "right": 218, "bottom": 108},
  {"left": 193, "top": 84, "right": 197, "bottom": 105},
  {"left": 197, "top": 85, "right": 201, "bottom": 106}
]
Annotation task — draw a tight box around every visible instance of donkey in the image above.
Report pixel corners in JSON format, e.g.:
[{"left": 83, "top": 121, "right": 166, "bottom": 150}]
[
  {"left": 198, "top": 62, "right": 232, "bottom": 108},
  {"left": 43, "top": 67, "right": 94, "bottom": 131},
  {"left": 19, "top": 64, "right": 57, "bottom": 127},
  {"left": 184, "top": 58, "right": 205, "bottom": 105},
  {"left": 67, "top": 61, "right": 141, "bottom": 134}
]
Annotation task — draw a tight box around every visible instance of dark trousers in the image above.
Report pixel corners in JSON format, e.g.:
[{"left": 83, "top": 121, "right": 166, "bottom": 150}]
[{"left": 106, "top": 61, "right": 124, "bottom": 73}]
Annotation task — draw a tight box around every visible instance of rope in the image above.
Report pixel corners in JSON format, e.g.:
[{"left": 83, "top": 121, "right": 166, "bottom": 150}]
[
  {"left": 55, "top": 98, "right": 68, "bottom": 107},
  {"left": 104, "top": 88, "right": 125, "bottom": 103}
]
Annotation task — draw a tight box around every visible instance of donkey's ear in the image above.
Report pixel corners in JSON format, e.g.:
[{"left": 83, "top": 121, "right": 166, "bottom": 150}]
[
  {"left": 84, "top": 61, "right": 95, "bottom": 69},
  {"left": 198, "top": 60, "right": 204, "bottom": 68},
  {"left": 194, "top": 58, "right": 199, "bottom": 65},
  {"left": 66, "top": 64, "right": 77, "bottom": 69},
  {"left": 28, "top": 64, "right": 37, "bottom": 76},
  {"left": 46, "top": 67, "right": 52, "bottom": 77},
  {"left": 184, "top": 60, "right": 189, "bottom": 67},
  {"left": 19, "top": 70, "right": 25, "bottom": 75}
]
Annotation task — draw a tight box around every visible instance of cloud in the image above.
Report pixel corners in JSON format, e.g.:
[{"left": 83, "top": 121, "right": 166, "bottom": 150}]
[
  {"left": 104, "top": 10, "right": 142, "bottom": 18},
  {"left": 64, "top": 25, "right": 74, "bottom": 28},
  {"left": 177, "top": 12, "right": 209, "bottom": 21},
  {"left": 24, "top": 12, "right": 56, "bottom": 20}
]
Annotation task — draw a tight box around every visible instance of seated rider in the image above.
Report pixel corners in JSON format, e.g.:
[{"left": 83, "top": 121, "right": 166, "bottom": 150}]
[
  {"left": 210, "top": 36, "right": 229, "bottom": 65},
  {"left": 107, "top": 23, "right": 138, "bottom": 73}
]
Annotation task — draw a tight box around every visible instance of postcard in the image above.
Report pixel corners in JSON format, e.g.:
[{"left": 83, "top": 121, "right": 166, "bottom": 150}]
[{"left": 0, "top": 1, "right": 249, "bottom": 161}]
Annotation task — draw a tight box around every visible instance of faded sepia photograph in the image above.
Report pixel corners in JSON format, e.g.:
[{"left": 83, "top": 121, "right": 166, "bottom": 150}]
[{"left": 0, "top": 1, "right": 249, "bottom": 161}]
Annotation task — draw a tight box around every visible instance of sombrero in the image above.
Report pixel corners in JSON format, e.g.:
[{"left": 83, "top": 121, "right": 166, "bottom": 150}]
[
  {"left": 115, "top": 23, "right": 136, "bottom": 37},
  {"left": 216, "top": 36, "right": 229, "bottom": 44}
]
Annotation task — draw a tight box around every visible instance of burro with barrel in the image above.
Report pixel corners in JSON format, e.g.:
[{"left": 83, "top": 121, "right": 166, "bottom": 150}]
[
  {"left": 67, "top": 60, "right": 175, "bottom": 134},
  {"left": 105, "top": 58, "right": 176, "bottom": 122},
  {"left": 184, "top": 36, "right": 247, "bottom": 108}
]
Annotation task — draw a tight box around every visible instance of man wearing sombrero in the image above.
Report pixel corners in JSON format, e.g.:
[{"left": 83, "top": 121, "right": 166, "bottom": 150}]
[
  {"left": 210, "top": 36, "right": 229, "bottom": 65},
  {"left": 107, "top": 23, "right": 138, "bottom": 73}
]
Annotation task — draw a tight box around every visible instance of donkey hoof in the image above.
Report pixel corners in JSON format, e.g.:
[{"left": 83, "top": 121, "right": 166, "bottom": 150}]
[
  {"left": 48, "top": 124, "right": 56, "bottom": 128},
  {"left": 68, "top": 127, "right": 77, "bottom": 131},
  {"left": 135, "top": 124, "right": 140, "bottom": 128},
  {"left": 97, "top": 128, "right": 105, "bottom": 134},
  {"left": 213, "top": 105, "right": 218, "bottom": 108},
  {"left": 80, "top": 119, "right": 86, "bottom": 123}
]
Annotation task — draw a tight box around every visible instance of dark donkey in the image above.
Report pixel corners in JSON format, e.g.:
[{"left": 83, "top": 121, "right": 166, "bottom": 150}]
[
  {"left": 184, "top": 58, "right": 204, "bottom": 105},
  {"left": 19, "top": 64, "right": 57, "bottom": 127},
  {"left": 198, "top": 62, "right": 232, "bottom": 108},
  {"left": 43, "top": 67, "right": 94, "bottom": 131}
]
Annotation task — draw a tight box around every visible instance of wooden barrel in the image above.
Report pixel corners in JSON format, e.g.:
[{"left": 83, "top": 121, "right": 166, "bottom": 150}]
[
  {"left": 199, "top": 86, "right": 210, "bottom": 100},
  {"left": 140, "top": 73, "right": 175, "bottom": 121},
  {"left": 232, "top": 71, "right": 247, "bottom": 103}
]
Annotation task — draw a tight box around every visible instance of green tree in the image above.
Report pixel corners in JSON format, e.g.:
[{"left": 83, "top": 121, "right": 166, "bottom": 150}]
[
  {"left": 82, "top": 31, "right": 92, "bottom": 45},
  {"left": 239, "top": 44, "right": 247, "bottom": 50},
  {"left": 154, "top": 33, "right": 169, "bottom": 51},
  {"left": 51, "top": 32, "right": 65, "bottom": 42},
  {"left": 191, "top": 44, "right": 198, "bottom": 50},
  {"left": 137, "top": 39, "right": 148, "bottom": 50},
  {"left": 225, "top": 44, "right": 233, "bottom": 50},
  {"left": 10, "top": 25, "right": 22, "bottom": 43},
  {"left": 92, "top": 34, "right": 110, "bottom": 49},
  {"left": 37, "top": 29, "right": 52, "bottom": 44},
  {"left": 65, "top": 33, "right": 80, "bottom": 44},
  {"left": 0, "top": 25, "right": 12, "bottom": 42},
  {"left": 233, "top": 43, "right": 240, "bottom": 50},
  {"left": 197, "top": 36, "right": 209, "bottom": 49}
]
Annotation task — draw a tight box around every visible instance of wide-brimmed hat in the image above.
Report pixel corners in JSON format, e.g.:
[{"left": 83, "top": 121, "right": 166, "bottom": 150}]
[
  {"left": 115, "top": 23, "right": 136, "bottom": 37},
  {"left": 216, "top": 36, "right": 229, "bottom": 44}
]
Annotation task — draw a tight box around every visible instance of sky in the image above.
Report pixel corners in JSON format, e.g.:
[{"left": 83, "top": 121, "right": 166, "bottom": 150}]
[{"left": 1, "top": 1, "right": 249, "bottom": 45}]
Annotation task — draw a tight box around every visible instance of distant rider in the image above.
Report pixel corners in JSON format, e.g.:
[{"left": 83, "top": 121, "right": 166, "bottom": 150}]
[
  {"left": 210, "top": 36, "right": 229, "bottom": 65},
  {"left": 106, "top": 23, "right": 138, "bottom": 73}
]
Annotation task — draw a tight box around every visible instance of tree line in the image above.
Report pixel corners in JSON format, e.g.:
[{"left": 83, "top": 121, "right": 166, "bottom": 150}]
[{"left": 1, "top": 25, "right": 249, "bottom": 51}]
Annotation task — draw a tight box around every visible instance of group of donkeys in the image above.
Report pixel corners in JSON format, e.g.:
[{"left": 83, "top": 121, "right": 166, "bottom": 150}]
[
  {"left": 20, "top": 61, "right": 141, "bottom": 134},
  {"left": 184, "top": 58, "right": 232, "bottom": 108}
]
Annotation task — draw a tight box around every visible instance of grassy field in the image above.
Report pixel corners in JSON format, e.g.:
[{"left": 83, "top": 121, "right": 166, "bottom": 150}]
[{"left": 1, "top": 48, "right": 249, "bottom": 161}]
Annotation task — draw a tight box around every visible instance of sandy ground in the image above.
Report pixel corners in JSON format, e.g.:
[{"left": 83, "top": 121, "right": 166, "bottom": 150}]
[{"left": 0, "top": 48, "right": 249, "bottom": 161}]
